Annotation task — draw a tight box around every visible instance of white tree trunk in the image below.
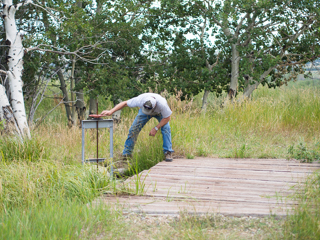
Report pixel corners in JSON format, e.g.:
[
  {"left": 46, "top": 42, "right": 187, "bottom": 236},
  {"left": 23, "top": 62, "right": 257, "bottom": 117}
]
[
  {"left": 0, "top": 84, "right": 10, "bottom": 120},
  {"left": 0, "top": 84, "right": 23, "bottom": 138},
  {"left": 3, "top": 0, "right": 31, "bottom": 138}
]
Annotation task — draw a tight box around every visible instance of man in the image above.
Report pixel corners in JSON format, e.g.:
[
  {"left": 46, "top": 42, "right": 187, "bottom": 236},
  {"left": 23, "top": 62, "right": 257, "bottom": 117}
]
[{"left": 90, "top": 93, "right": 174, "bottom": 162}]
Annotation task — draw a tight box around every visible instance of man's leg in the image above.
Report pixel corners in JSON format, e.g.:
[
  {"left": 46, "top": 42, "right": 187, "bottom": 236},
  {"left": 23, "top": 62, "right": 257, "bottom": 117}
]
[
  {"left": 123, "top": 109, "right": 151, "bottom": 156},
  {"left": 155, "top": 114, "right": 174, "bottom": 160}
]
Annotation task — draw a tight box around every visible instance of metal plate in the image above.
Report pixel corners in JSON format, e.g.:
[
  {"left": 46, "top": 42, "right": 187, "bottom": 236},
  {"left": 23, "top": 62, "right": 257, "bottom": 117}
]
[{"left": 82, "top": 119, "right": 113, "bottom": 129}]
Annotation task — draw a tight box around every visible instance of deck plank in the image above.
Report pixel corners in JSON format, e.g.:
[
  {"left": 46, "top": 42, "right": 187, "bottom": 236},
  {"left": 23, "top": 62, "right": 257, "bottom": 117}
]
[{"left": 102, "top": 158, "right": 319, "bottom": 217}]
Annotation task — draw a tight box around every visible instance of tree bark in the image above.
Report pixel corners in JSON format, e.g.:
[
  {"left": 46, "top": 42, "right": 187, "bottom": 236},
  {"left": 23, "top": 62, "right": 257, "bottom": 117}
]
[
  {"left": 201, "top": 90, "right": 210, "bottom": 112},
  {"left": 57, "top": 68, "right": 73, "bottom": 127},
  {"left": 112, "top": 99, "right": 122, "bottom": 123},
  {"left": 88, "top": 97, "right": 97, "bottom": 119},
  {"left": 0, "top": 84, "right": 22, "bottom": 138},
  {"left": 3, "top": 0, "right": 31, "bottom": 138},
  {"left": 70, "top": 57, "right": 76, "bottom": 124},
  {"left": 242, "top": 66, "right": 276, "bottom": 99},
  {"left": 74, "top": 76, "right": 86, "bottom": 126},
  {"left": 229, "top": 43, "right": 240, "bottom": 99}
]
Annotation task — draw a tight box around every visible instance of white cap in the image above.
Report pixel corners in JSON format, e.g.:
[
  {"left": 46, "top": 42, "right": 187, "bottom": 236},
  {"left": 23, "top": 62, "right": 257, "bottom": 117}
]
[{"left": 141, "top": 96, "right": 156, "bottom": 115}]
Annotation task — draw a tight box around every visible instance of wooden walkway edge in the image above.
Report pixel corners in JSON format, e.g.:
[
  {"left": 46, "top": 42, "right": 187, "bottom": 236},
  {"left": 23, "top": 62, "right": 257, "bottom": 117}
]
[{"left": 103, "top": 158, "right": 320, "bottom": 217}]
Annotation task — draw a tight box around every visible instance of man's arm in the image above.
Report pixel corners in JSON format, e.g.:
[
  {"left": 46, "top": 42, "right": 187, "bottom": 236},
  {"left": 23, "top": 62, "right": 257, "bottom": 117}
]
[
  {"left": 101, "top": 101, "right": 128, "bottom": 116},
  {"left": 90, "top": 101, "right": 128, "bottom": 117},
  {"left": 149, "top": 116, "right": 171, "bottom": 136}
]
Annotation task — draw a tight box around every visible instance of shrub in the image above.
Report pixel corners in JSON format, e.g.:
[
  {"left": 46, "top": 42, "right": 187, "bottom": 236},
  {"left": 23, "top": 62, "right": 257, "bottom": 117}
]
[{"left": 288, "top": 141, "right": 320, "bottom": 163}]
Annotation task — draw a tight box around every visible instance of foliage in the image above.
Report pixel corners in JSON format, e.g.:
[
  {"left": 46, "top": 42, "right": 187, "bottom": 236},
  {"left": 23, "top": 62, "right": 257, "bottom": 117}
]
[
  {"left": 143, "top": 0, "right": 320, "bottom": 100},
  {"left": 143, "top": 1, "right": 231, "bottom": 100},
  {"left": 288, "top": 141, "right": 320, "bottom": 163},
  {"left": 2, "top": 0, "right": 319, "bottom": 128},
  {"left": 68, "top": 0, "right": 152, "bottom": 103}
]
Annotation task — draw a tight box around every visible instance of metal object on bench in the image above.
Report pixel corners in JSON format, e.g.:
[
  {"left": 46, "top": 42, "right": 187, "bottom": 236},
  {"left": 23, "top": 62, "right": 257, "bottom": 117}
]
[{"left": 81, "top": 119, "right": 114, "bottom": 177}]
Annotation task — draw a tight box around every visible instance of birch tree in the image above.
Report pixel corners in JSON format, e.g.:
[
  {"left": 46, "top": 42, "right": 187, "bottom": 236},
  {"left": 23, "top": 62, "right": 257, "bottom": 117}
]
[{"left": 1, "top": 0, "right": 31, "bottom": 138}]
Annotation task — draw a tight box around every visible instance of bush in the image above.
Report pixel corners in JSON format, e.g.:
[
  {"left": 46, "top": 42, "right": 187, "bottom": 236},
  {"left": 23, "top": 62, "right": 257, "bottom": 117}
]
[{"left": 288, "top": 141, "right": 320, "bottom": 163}]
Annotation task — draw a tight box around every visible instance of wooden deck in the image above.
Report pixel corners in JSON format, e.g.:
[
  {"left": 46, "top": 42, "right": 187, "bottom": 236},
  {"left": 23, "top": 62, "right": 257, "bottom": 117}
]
[{"left": 103, "top": 158, "right": 320, "bottom": 217}]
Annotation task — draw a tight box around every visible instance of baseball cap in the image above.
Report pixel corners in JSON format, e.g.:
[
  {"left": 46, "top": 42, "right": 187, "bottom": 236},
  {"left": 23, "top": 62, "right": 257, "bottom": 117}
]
[{"left": 141, "top": 96, "right": 156, "bottom": 115}]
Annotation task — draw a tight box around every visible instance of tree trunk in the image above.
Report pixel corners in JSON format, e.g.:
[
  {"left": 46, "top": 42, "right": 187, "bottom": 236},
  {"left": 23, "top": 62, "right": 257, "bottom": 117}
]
[
  {"left": 201, "top": 90, "right": 210, "bottom": 113},
  {"left": 57, "top": 68, "right": 73, "bottom": 127},
  {"left": 229, "top": 43, "right": 240, "bottom": 99},
  {"left": 70, "top": 57, "right": 76, "bottom": 124},
  {"left": 242, "top": 67, "right": 275, "bottom": 99},
  {"left": 74, "top": 76, "right": 86, "bottom": 126},
  {"left": 0, "top": 84, "right": 22, "bottom": 138},
  {"left": 112, "top": 99, "right": 122, "bottom": 123},
  {"left": 242, "top": 73, "right": 254, "bottom": 99},
  {"left": 88, "top": 97, "right": 97, "bottom": 119},
  {"left": 3, "top": 0, "right": 31, "bottom": 138}
]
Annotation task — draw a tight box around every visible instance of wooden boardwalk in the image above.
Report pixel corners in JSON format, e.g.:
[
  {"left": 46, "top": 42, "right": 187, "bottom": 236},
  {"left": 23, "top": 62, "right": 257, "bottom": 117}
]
[{"left": 104, "top": 158, "right": 320, "bottom": 217}]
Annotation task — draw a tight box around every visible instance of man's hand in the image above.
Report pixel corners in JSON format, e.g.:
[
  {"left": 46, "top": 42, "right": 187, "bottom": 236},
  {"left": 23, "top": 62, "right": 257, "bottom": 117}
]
[
  {"left": 100, "top": 110, "right": 113, "bottom": 116},
  {"left": 89, "top": 110, "right": 112, "bottom": 118},
  {"left": 89, "top": 101, "right": 128, "bottom": 118},
  {"left": 149, "top": 128, "right": 158, "bottom": 137}
]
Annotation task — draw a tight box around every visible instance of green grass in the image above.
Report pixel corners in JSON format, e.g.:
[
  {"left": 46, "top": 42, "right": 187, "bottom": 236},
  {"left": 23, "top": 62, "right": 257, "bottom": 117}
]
[
  {"left": 1, "top": 81, "right": 320, "bottom": 238},
  {"left": 0, "top": 200, "right": 126, "bottom": 240},
  {"left": 0, "top": 160, "right": 111, "bottom": 211},
  {"left": 282, "top": 171, "right": 320, "bottom": 240}
]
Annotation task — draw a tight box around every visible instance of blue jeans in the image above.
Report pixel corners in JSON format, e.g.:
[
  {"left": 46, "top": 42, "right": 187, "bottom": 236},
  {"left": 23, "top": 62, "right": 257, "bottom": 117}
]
[{"left": 123, "top": 109, "right": 174, "bottom": 155}]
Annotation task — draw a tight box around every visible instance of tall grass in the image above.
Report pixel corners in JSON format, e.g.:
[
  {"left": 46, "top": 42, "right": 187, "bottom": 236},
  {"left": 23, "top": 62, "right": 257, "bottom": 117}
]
[
  {"left": 281, "top": 171, "right": 320, "bottom": 239},
  {"left": 0, "top": 81, "right": 320, "bottom": 238},
  {"left": 0, "top": 137, "right": 50, "bottom": 163},
  {"left": 21, "top": 84, "right": 320, "bottom": 167},
  {"left": 0, "top": 200, "right": 125, "bottom": 240},
  {"left": 0, "top": 160, "right": 110, "bottom": 212}
]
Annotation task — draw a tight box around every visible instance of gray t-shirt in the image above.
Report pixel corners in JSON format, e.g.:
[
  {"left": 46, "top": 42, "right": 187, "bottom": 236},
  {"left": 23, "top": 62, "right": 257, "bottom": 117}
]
[{"left": 127, "top": 93, "right": 172, "bottom": 118}]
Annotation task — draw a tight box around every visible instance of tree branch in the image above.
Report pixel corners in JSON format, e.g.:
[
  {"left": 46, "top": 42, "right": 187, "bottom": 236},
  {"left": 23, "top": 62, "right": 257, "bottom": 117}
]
[{"left": 0, "top": 70, "right": 7, "bottom": 75}]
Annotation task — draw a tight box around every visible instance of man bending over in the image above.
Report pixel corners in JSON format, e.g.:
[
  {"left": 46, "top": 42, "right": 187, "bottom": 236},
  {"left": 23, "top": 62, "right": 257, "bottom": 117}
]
[{"left": 90, "top": 93, "right": 174, "bottom": 162}]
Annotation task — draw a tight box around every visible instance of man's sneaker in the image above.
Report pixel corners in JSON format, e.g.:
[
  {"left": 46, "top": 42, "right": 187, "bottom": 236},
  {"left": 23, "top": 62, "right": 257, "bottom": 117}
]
[
  {"left": 104, "top": 154, "right": 132, "bottom": 167},
  {"left": 116, "top": 154, "right": 132, "bottom": 169},
  {"left": 164, "top": 151, "right": 173, "bottom": 162}
]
